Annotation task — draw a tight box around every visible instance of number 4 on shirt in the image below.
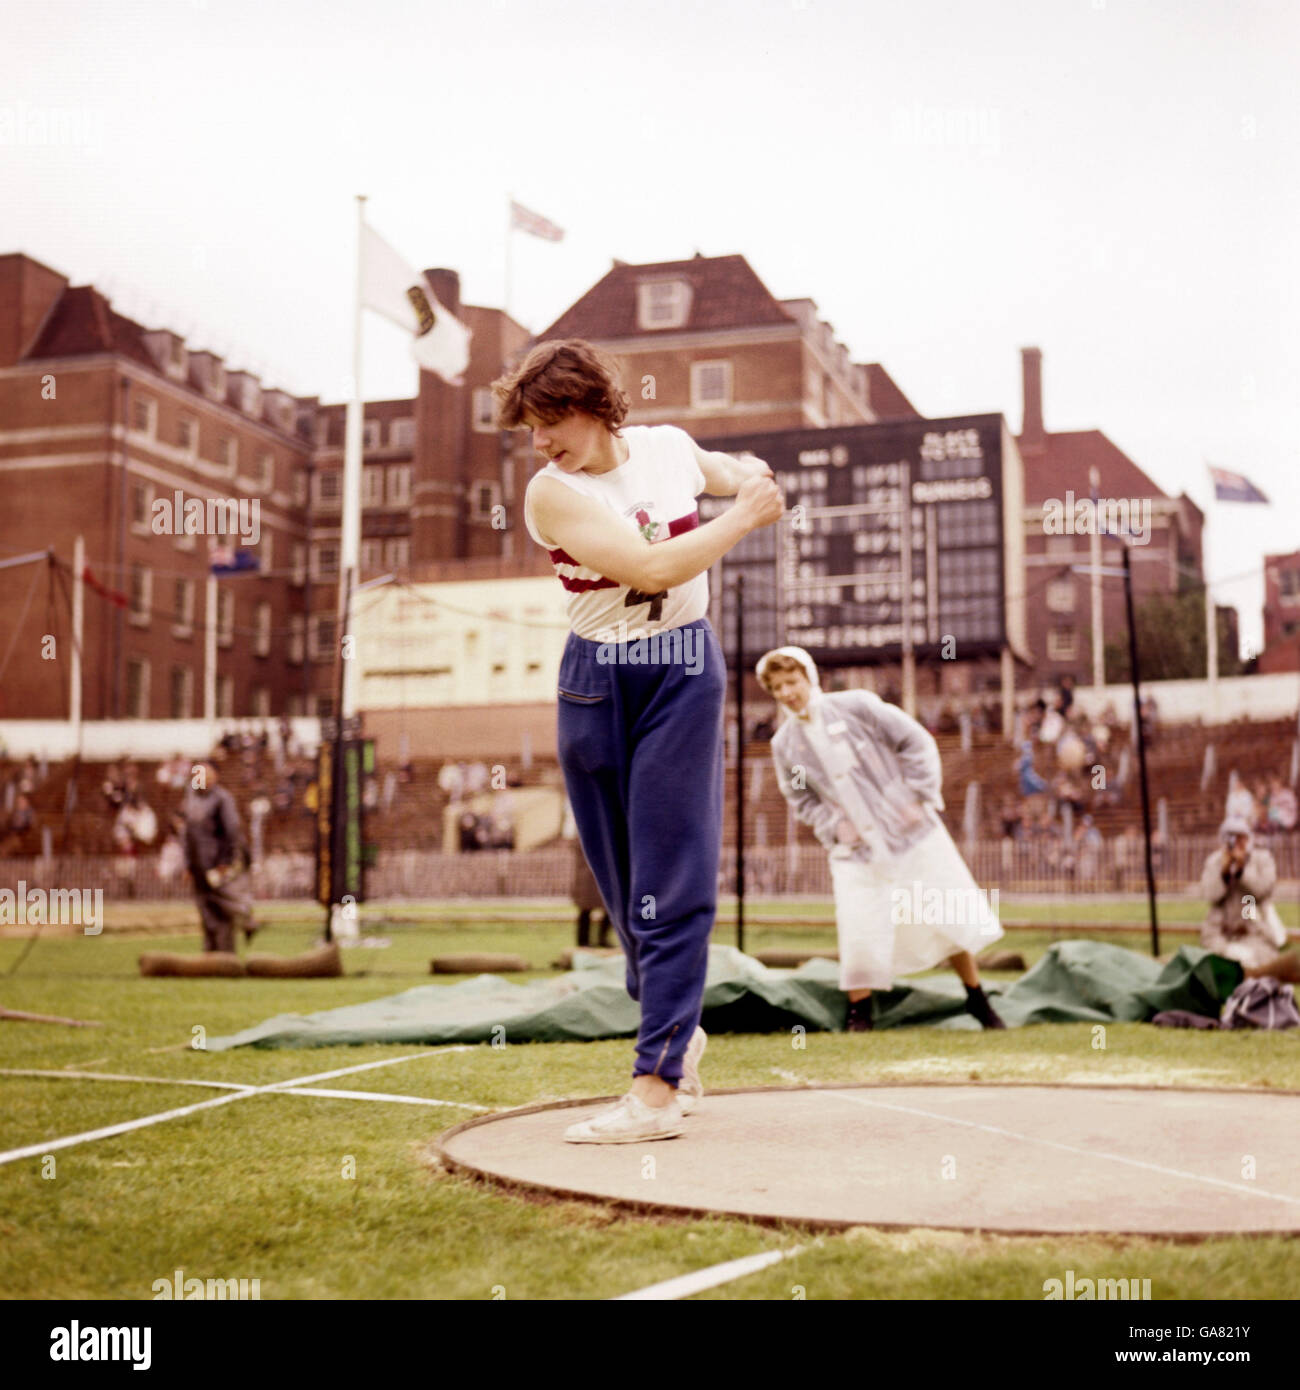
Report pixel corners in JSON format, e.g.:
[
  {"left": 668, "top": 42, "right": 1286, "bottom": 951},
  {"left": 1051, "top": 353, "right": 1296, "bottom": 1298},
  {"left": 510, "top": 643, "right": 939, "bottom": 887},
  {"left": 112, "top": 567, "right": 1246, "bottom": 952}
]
[{"left": 625, "top": 588, "right": 667, "bottom": 622}]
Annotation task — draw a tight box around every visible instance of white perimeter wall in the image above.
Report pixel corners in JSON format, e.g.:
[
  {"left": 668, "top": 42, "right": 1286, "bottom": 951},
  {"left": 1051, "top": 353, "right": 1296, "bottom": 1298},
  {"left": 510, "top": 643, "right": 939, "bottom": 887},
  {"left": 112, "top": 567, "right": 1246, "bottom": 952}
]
[{"left": 0, "top": 717, "right": 322, "bottom": 762}]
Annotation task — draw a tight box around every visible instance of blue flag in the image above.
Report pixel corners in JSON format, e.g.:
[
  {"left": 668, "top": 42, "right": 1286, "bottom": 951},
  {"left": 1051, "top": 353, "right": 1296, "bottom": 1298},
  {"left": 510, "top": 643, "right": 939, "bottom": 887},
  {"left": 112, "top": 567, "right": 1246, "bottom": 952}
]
[{"left": 1209, "top": 465, "right": 1269, "bottom": 504}]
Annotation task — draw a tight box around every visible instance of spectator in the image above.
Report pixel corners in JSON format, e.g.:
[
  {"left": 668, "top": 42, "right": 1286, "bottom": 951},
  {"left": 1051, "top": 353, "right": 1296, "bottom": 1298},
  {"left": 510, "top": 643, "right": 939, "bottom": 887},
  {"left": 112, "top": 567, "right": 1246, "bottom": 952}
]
[
  {"left": 1074, "top": 815, "right": 1102, "bottom": 882},
  {"left": 1225, "top": 776, "right": 1256, "bottom": 827},
  {"left": 1015, "top": 742, "right": 1048, "bottom": 797},
  {"left": 1057, "top": 674, "right": 1075, "bottom": 718},
  {"left": 998, "top": 795, "right": 1023, "bottom": 841},
  {"left": 1139, "top": 693, "right": 1160, "bottom": 746},
  {"left": 102, "top": 763, "right": 127, "bottom": 811},
  {"left": 1199, "top": 816, "right": 1293, "bottom": 978},
  {"left": 0, "top": 792, "right": 34, "bottom": 853},
  {"left": 181, "top": 759, "right": 256, "bottom": 953},
  {"left": 1112, "top": 825, "right": 1142, "bottom": 890},
  {"left": 465, "top": 761, "right": 490, "bottom": 796},
  {"left": 1055, "top": 718, "right": 1089, "bottom": 773},
  {"left": 248, "top": 791, "right": 271, "bottom": 865},
  {"left": 438, "top": 761, "right": 465, "bottom": 804},
  {"left": 1265, "top": 775, "right": 1297, "bottom": 833},
  {"left": 1038, "top": 695, "right": 1064, "bottom": 745}
]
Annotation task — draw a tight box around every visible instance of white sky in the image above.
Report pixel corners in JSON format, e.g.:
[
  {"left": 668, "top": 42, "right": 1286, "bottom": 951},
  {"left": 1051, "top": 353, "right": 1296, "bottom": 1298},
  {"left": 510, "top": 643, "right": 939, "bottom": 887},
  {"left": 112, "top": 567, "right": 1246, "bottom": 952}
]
[{"left": 4, "top": 0, "right": 1297, "bottom": 656}]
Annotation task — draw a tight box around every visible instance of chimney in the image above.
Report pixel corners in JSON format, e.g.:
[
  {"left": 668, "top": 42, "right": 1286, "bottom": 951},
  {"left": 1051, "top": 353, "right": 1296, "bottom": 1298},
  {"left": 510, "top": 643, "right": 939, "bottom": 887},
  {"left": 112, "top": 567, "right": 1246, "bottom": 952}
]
[
  {"left": 1020, "top": 346, "right": 1044, "bottom": 446},
  {"left": 0, "top": 253, "right": 69, "bottom": 368}
]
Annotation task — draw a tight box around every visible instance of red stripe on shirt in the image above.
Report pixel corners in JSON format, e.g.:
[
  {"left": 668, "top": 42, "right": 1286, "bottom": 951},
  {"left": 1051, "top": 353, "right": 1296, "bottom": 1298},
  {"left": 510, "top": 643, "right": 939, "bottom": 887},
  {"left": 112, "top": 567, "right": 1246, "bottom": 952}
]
[
  {"left": 558, "top": 575, "right": 618, "bottom": 593},
  {"left": 666, "top": 511, "right": 699, "bottom": 537}
]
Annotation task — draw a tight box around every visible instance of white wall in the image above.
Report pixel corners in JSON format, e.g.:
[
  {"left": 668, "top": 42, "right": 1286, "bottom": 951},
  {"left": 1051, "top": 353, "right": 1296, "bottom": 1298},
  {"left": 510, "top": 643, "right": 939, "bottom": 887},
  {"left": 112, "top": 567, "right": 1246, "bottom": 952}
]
[
  {"left": 1043, "top": 672, "right": 1300, "bottom": 727},
  {"left": 0, "top": 717, "right": 322, "bottom": 762}
]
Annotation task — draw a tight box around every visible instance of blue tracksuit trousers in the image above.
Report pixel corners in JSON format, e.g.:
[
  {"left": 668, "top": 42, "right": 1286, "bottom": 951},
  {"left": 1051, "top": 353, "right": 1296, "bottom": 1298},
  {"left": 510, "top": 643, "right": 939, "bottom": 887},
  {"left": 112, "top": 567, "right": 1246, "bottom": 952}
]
[{"left": 556, "top": 618, "right": 725, "bottom": 1083}]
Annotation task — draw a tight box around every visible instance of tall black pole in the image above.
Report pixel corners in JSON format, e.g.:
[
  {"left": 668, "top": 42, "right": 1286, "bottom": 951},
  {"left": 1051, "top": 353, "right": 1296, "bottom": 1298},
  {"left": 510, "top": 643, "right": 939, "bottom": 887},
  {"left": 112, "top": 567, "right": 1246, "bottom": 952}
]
[
  {"left": 1122, "top": 544, "right": 1160, "bottom": 956},
  {"left": 324, "top": 565, "right": 355, "bottom": 944},
  {"left": 734, "top": 573, "right": 745, "bottom": 955}
]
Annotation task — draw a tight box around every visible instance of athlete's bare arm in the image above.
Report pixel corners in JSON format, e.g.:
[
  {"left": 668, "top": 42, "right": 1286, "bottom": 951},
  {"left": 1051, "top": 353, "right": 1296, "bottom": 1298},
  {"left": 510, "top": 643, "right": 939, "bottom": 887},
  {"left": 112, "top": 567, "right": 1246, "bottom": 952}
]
[
  {"left": 692, "top": 442, "right": 773, "bottom": 497},
  {"left": 529, "top": 473, "right": 784, "bottom": 594}
]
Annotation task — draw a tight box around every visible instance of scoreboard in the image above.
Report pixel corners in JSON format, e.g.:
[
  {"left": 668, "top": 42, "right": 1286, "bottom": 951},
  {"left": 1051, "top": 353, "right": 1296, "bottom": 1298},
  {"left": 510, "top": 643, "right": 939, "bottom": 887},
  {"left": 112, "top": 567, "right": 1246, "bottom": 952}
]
[{"left": 697, "top": 415, "right": 1016, "bottom": 669}]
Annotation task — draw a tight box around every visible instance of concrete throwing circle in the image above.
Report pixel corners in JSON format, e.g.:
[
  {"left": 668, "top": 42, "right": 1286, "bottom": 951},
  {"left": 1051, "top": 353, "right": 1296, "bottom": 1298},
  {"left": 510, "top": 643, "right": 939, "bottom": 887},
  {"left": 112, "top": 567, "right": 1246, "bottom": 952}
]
[{"left": 437, "top": 1083, "right": 1300, "bottom": 1236}]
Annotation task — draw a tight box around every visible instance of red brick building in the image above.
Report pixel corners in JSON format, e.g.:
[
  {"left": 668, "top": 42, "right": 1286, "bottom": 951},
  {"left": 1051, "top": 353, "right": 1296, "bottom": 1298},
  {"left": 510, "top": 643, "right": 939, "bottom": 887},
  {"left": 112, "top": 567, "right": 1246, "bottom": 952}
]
[
  {"left": 1016, "top": 346, "right": 1208, "bottom": 686},
  {"left": 0, "top": 252, "right": 530, "bottom": 721},
  {"left": 536, "top": 253, "right": 919, "bottom": 437},
  {"left": 1260, "top": 549, "right": 1300, "bottom": 674}
]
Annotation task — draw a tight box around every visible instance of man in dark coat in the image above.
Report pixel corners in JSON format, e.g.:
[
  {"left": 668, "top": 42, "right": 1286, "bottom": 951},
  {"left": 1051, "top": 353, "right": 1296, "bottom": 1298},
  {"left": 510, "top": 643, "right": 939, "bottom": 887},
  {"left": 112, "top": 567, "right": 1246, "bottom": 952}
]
[{"left": 181, "top": 760, "right": 253, "bottom": 953}]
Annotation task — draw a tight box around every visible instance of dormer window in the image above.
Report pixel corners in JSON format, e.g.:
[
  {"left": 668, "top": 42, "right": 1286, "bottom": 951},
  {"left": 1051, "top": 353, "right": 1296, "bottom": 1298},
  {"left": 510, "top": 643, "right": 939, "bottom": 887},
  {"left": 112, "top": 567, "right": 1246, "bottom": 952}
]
[{"left": 637, "top": 279, "right": 691, "bottom": 331}]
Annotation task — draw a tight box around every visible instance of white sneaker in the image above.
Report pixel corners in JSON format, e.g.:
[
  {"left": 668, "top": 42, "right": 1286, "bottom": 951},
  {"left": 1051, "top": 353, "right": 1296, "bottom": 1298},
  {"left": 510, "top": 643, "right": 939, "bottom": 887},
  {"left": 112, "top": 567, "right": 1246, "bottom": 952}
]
[
  {"left": 564, "top": 1092, "right": 685, "bottom": 1144},
  {"left": 677, "top": 1026, "right": 707, "bottom": 1116}
]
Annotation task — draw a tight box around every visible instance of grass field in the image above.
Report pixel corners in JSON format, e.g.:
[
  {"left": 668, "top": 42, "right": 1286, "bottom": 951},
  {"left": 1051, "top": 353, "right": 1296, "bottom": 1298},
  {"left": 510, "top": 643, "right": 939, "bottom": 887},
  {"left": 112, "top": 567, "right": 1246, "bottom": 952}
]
[{"left": 2, "top": 897, "right": 1298, "bottom": 1302}]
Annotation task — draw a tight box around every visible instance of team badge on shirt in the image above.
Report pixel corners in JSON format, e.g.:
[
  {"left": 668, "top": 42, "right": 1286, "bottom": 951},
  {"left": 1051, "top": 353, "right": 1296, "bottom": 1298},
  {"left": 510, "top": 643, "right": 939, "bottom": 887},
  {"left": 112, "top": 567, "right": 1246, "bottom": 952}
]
[{"left": 627, "top": 503, "right": 661, "bottom": 542}]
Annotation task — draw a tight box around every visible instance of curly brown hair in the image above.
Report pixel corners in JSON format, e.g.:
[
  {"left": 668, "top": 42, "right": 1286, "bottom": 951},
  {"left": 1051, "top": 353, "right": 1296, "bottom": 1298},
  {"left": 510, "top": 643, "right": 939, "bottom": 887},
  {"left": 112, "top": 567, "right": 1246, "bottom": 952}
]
[{"left": 491, "top": 338, "right": 629, "bottom": 431}]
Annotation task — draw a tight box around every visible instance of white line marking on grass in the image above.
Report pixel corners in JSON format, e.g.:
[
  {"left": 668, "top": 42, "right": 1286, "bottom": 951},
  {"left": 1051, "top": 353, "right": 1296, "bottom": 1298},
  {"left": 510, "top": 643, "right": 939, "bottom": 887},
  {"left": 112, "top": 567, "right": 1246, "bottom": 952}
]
[
  {"left": 0, "top": 1046, "right": 477, "bottom": 1168},
  {"left": 1, "top": 1068, "right": 254, "bottom": 1092},
  {"left": 274, "top": 1087, "right": 489, "bottom": 1110},
  {"left": 770, "top": 1070, "right": 1300, "bottom": 1209},
  {"left": 613, "top": 1246, "right": 808, "bottom": 1301}
]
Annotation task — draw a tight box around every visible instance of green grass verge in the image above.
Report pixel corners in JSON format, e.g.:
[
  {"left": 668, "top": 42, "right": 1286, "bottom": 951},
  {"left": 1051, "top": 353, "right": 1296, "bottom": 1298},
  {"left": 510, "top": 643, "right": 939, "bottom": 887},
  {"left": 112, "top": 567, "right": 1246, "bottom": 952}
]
[{"left": 1, "top": 903, "right": 1298, "bottom": 1300}]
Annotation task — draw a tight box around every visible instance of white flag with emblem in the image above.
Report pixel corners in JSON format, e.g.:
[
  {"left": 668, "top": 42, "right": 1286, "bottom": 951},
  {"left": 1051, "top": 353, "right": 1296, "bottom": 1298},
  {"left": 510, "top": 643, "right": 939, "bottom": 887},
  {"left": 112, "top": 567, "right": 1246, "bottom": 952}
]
[{"left": 360, "top": 223, "right": 470, "bottom": 384}]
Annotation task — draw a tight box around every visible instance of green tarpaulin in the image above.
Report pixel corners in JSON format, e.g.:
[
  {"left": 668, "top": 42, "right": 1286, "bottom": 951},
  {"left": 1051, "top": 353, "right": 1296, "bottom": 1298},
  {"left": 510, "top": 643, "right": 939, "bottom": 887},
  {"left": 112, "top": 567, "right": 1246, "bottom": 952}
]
[{"left": 205, "top": 940, "right": 1243, "bottom": 1051}]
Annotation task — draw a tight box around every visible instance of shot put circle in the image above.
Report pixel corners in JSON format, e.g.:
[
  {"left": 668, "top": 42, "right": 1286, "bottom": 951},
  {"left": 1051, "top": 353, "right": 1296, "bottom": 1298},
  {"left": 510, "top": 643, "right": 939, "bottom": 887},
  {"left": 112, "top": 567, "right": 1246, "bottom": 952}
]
[{"left": 437, "top": 1082, "right": 1300, "bottom": 1236}]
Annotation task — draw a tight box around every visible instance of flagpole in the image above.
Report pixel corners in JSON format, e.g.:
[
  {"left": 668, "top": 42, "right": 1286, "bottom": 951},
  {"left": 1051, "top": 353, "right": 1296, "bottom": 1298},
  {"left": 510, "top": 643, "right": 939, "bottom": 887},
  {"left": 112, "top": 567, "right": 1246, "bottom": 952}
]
[{"left": 341, "top": 194, "right": 366, "bottom": 722}]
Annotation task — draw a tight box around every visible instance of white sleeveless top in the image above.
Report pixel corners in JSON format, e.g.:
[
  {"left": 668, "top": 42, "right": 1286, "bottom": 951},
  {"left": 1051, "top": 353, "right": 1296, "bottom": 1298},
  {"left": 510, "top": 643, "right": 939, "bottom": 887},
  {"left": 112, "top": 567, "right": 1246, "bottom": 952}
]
[{"left": 522, "top": 424, "right": 710, "bottom": 642}]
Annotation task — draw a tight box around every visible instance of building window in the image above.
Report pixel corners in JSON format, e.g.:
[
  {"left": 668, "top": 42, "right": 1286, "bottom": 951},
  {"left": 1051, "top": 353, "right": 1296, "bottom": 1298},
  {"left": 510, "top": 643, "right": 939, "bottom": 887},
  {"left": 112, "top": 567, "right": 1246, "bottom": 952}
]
[
  {"left": 361, "top": 540, "right": 383, "bottom": 574},
  {"left": 131, "top": 397, "right": 156, "bottom": 436},
  {"left": 254, "top": 601, "right": 272, "bottom": 657},
  {"left": 363, "top": 418, "right": 382, "bottom": 451},
  {"left": 128, "top": 566, "right": 151, "bottom": 627},
  {"left": 172, "top": 578, "right": 194, "bottom": 637},
  {"left": 217, "top": 435, "right": 237, "bottom": 475},
  {"left": 177, "top": 416, "right": 198, "bottom": 455},
  {"left": 691, "top": 360, "right": 733, "bottom": 409},
  {"left": 1045, "top": 535, "right": 1076, "bottom": 557},
  {"left": 1046, "top": 579, "right": 1076, "bottom": 613},
  {"left": 310, "top": 614, "right": 336, "bottom": 662},
  {"left": 256, "top": 451, "right": 274, "bottom": 490},
  {"left": 169, "top": 665, "right": 193, "bottom": 719},
  {"left": 636, "top": 279, "right": 691, "bottom": 330},
  {"left": 293, "top": 469, "right": 309, "bottom": 506},
  {"left": 471, "top": 481, "right": 501, "bottom": 520},
  {"left": 240, "top": 380, "right": 261, "bottom": 416},
  {"left": 1048, "top": 627, "right": 1077, "bottom": 661},
  {"left": 314, "top": 471, "right": 342, "bottom": 510},
  {"left": 289, "top": 614, "right": 305, "bottom": 665},
  {"left": 257, "top": 531, "right": 273, "bottom": 578},
  {"left": 130, "top": 480, "right": 153, "bottom": 534},
  {"left": 312, "top": 543, "right": 339, "bottom": 581},
  {"left": 362, "top": 467, "right": 385, "bottom": 507},
  {"left": 291, "top": 542, "right": 307, "bottom": 586},
  {"left": 472, "top": 388, "right": 497, "bottom": 433},
  {"left": 126, "top": 658, "right": 150, "bottom": 718},
  {"left": 210, "top": 362, "right": 227, "bottom": 401},
  {"left": 390, "top": 417, "right": 415, "bottom": 450},
  {"left": 383, "top": 538, "right": 409, "bottom": 572},
  {"left": 251, "top": 686, "right": 271, "bottom": 718},
  {"left": 216, "top": 674, "right": 234, "bottom": 718},
  {"left": 387, "top": 465, "right": 411, "bottom": 506},
  {"left": 217, "top": 588, "right": 234, "bottom": 648},
  {"left": 1280, "top": 568, "right": 1300, "bottom": 600}
]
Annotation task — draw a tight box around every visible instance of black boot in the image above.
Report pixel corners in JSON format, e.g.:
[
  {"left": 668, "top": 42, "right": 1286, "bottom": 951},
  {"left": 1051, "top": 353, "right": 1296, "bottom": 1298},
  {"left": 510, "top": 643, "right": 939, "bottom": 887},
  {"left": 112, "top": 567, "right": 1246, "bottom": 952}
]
[
  {"left": 846, "top": 996, "right": 874, "bottom": 1033},
  {"left": 965, "top": 983, "right": 1006, "bottom": 1030}
]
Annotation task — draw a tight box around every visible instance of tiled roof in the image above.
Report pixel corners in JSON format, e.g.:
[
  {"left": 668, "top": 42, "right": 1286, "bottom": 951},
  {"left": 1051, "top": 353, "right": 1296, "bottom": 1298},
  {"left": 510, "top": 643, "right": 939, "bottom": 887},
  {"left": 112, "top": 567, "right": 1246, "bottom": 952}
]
[
  {"left": 23, "top": 284, "right": 160, "bottom": 372},
  {"left": 864, "top": 363, "right": 920, "bottom": 420},
  {"left": 540, "top": 254, "right": 795, "bottom": 340},
  {"left": 1019, "top": 429, "right": 1170, "bottom": 506}
]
